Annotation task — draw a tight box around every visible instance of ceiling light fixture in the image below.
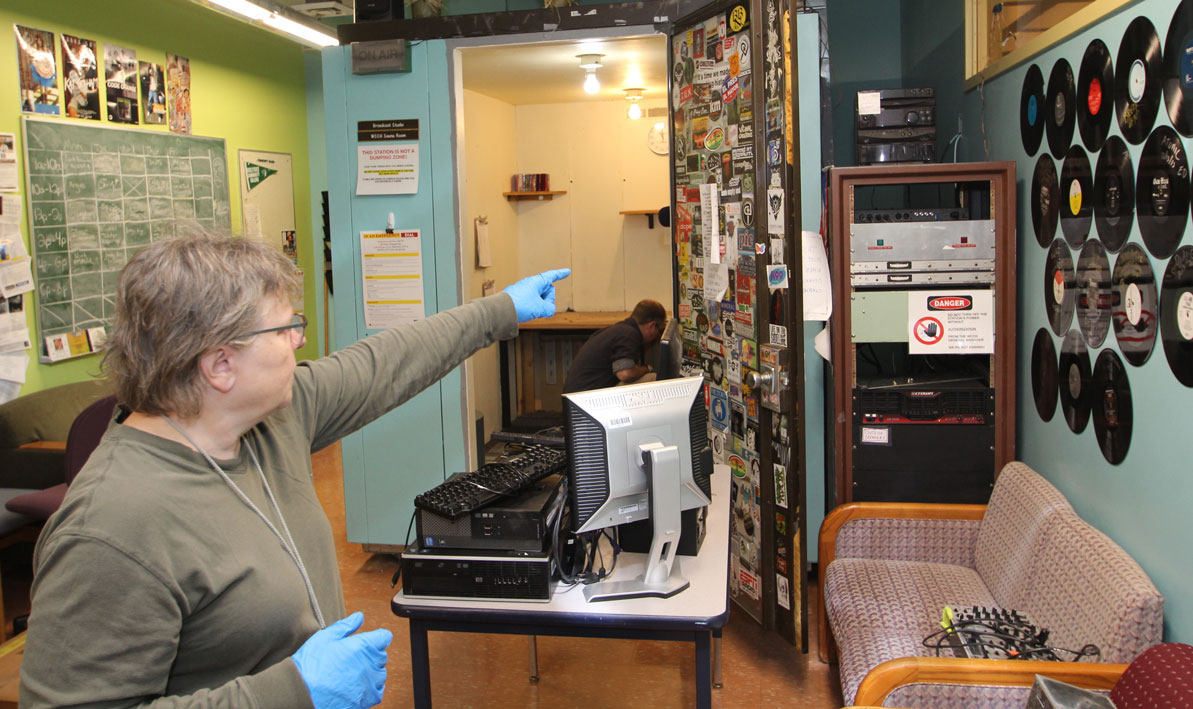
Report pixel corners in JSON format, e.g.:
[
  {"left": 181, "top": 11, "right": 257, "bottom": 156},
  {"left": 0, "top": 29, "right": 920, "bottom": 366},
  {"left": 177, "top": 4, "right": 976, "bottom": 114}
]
[
  {"left": 576, "top": 53, "right": 604, "bottom": 70},
  {"left": 194, "top": 0, "right": 339, "bottom": 48},
  {"left": 623, "top": 88, "right": 645, "bottom": 119}
]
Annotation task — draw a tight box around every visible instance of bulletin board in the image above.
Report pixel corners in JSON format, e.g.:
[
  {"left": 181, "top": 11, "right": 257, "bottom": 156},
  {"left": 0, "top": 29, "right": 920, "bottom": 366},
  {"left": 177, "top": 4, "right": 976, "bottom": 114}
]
[
  {"left": 22, "top": 116, "right": 231, "bottom": 361},
  {"left": 238, "top": 149, "right": 296, "bottom": 267}
]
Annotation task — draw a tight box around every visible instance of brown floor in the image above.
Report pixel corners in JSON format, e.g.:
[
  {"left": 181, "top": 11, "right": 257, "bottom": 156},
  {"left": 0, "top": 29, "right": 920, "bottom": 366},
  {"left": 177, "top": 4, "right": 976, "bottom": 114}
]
[{"left": 2, "top": 442, "right": 844, "bottom": 708}]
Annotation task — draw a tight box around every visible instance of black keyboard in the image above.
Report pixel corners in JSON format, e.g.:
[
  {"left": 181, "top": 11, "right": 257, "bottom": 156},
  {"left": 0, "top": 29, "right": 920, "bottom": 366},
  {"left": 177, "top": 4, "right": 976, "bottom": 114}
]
[{"left": 414, "top": 444, "right": 568, "bottom": 519}]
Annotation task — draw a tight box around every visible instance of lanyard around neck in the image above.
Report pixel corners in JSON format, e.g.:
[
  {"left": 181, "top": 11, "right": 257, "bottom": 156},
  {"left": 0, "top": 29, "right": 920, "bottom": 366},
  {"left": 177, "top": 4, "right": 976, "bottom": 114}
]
[{"left": 163, "top": 417, "right": 326, "bottom": 628}]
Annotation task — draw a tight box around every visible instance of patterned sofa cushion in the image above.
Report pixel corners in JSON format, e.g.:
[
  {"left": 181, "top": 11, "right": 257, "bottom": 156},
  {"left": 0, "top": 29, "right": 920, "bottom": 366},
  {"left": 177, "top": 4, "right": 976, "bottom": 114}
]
[
  {"left": 883, "top": 682, "right": 1111, "bottom": 709},
  {"left": 973, "top": 461, "right": 1073, "bottom": 607},
  {"left": 825, "top": 558, "right": 996, "bottom": 704},
  {"left": 835, "top": 517, "right": 981, "bottom": 568},
  {"left": 1017, "top": 511, "right": 1163, "bottom": 664}
]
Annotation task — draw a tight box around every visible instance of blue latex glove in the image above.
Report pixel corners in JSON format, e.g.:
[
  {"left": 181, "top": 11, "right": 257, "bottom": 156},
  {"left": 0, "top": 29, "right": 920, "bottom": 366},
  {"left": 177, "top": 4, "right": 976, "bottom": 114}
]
[
  {"left": 292, "top": 612, "right": 393, "bottom": 709},
  {"left": 503, "top": 268, "right": 571, "bottom": 323}
]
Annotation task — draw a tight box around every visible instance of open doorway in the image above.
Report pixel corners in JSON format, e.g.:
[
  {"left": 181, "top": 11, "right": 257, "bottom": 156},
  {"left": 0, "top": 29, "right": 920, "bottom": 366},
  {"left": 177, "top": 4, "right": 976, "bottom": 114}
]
[{"left": 452, "top": 32, "right": 673, "bottom": 463}]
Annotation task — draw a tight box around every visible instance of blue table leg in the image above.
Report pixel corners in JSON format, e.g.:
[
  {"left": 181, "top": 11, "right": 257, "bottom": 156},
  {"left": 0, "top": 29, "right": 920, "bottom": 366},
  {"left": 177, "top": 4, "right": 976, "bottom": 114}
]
[
  {"left": 695, "top": 631, "right": 711, "bottom": 709},
  {"left": 409, "top": 619, "right": 432, "bottom": 708}
]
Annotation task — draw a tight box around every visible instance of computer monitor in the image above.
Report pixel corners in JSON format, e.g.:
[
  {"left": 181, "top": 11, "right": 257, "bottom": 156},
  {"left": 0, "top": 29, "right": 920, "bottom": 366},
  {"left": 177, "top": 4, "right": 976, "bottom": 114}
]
[
  {"left": 654, "top": 318, "right": 683, "bottom": 381},
  {"left": 562, "top": 376, "right": 713, "bottom": 601}
]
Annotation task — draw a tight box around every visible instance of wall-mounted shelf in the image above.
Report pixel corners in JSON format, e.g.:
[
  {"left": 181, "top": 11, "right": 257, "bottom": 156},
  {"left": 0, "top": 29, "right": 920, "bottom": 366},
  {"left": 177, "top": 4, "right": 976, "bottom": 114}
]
[
  {"left": 503, "top": 191, "right": 566, "bottom": 201},
  {"left": 620, "top": 209, "right": 663, "bottom": 228}
]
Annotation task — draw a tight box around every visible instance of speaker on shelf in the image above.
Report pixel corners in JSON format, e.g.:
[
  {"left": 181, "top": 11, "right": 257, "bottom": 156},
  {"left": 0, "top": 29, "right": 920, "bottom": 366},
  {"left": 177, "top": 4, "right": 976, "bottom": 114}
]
[{"left": 355, "top": 0, "right": 401, "bottom": 21}]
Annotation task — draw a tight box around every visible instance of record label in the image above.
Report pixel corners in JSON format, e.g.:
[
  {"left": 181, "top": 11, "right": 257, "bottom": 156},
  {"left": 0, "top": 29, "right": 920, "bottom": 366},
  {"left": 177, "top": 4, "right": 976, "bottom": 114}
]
[
  {"left": 1093, "top": 136, "right": 1135, "bottom": 252},
  {"left": 1059, "top": 145, "right": 1092, "bottom": 248},
  {"left": 1075, "top": 239, "right": 1112, "bottom": 347},
  {"left": 1078, "top": 39, "right": 1114, "bottom": 151},
  {"left": 1047, "top": 59, "right": 1077, "bottom": 158},
  {"left": 1031, "top": 328, "right": 1059, "bottom": 422},
  {"left": 1059, "top": 329, "right": 1091, "bottom": 433},
  {"left": 1165, "top": 1, "right": 1193, "bottom": 135},
  {"left": 1021, "top": 64, "right": 1046, "bottom": 155},
  {"left": 1136, "top": 125, "right": 1190, "bottom": 258},
  {"left": 1161, "top": 245, "right": 1193, "bottom": 385},
  {"left": 1112, "top": 244, "right": 1158, "bottom": 366},
  {"left": 1116, "top": 16, "right": 1163, "bottom": 144},
  {"left": 1046, "top": 238, "right": 1076, "bottom": 335},
  {"left": 1032, "top": 154, "right": 1060, "bottom": 247},
  {"left": 1091, "top": 349, "right": 1132, "bottom": 465}
]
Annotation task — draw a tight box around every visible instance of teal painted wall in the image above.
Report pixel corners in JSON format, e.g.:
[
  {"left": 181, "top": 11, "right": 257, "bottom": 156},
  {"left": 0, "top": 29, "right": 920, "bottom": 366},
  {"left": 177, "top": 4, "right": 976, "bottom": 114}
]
[
  {"left": 942, "top": 0, "right": 1192, "bottom": 641},
  {"left": 825, "top": 0, "right": 904, "bottom": 166}
]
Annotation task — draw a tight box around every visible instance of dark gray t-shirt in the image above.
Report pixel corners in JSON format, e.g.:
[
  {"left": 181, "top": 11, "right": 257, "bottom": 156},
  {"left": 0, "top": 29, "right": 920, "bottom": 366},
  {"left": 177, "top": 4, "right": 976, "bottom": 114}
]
[
  {"left": 562, "top": 317, "right": 644, "bottom": 394},
  {"left": 20, "top": 294, "right": 518, "bottom": 708}
]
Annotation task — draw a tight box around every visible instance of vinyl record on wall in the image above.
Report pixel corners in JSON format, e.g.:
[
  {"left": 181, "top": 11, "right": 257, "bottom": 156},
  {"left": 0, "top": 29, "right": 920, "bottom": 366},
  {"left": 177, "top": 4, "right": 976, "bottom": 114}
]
[
  {"left": 1075, "top": 238, "right": 1112, "bottom": 347},
  {"left": 1093, "top": 136, "right": 1135, "bottom": 252},
  {"left": 1045, "top": 238, "right": 1077, "bottom": 335},
  {"left": 1059, "top": 145, "right": 1093, "bottom": 248},
  {"left": 1112, "top": 243, "right": 1158, "bottom": 366},
  {"left": 1163, "top": 0, "right": 1193, "bottom": 136},
  {"left": 1115, "top": 15, "right": 1163, "bottom": 144},
  {"left": 1078, "top": 38, "right": 1115, "bottom": 151},
  {"left": 1136, "top": 125, "right": 1190, "bottom": 259},
  {"left": 1032, "top": 154, "right": 1060, "bottom": 247},
  {"left": 1022, "top": 64, "right": 1047, "bottom": 155},
  {"left": 1059, "top": 329, "right": 1092, "bottom": 433},
  {"left": 1046, "top": 58, "right": 1078, "bottom": 158},
  {"left": 1032, "top": 327, "right": 1059, "bottom": 421},
  {"left": 1160, "top": 245, "right": 1193, "bottom": 386},
  {"left": 1091, "top": 349, "right": 1132, "bottom": 464}
]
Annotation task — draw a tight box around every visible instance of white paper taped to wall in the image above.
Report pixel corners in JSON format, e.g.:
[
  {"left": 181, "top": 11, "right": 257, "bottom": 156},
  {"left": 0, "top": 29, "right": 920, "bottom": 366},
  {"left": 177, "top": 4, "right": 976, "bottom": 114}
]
[{"left": 802, "top": 230, "right": 831, "bottom": 321}]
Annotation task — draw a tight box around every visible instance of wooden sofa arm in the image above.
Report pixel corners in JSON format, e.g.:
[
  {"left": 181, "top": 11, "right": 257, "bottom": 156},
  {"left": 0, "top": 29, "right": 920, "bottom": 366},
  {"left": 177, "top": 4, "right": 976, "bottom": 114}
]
[
  {"left": 854, "top": 656, "right": 1127, "bottom": 706},
  {"left": 17, "top": 441, "right": 66, "bottom": 451},
  {"left": 818, "top": 502, "right": 987, "bottom": 663}
]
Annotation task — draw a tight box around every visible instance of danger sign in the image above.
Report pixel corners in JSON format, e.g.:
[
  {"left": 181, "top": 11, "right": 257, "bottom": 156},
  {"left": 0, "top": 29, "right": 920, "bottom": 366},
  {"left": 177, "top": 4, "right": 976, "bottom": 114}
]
[{"left": 907, "top": 290, "right": 994, "bottom": 354}]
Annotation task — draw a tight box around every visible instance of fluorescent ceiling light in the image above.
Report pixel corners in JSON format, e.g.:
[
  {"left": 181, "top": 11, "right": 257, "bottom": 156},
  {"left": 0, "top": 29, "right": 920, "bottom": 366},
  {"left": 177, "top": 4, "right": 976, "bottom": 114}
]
[
  {"left": 264, "top": 12, "right": 339, "bottom": 47},
  {"left": 206, "top": 0, "right": 271, "bottom": 21}
]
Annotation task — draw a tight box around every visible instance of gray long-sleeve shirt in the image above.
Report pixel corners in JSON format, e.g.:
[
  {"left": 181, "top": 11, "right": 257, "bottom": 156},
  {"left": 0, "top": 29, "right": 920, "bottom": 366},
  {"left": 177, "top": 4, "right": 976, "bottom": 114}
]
[{"left": 19, "top": 294, "right": 518, "bottom": 708}]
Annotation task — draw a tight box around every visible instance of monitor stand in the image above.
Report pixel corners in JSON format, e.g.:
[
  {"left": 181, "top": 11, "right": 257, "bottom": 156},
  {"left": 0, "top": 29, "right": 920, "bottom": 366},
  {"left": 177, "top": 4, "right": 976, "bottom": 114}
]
[{"left": 584, "top": 442, "right": 689, "bottom": 602}]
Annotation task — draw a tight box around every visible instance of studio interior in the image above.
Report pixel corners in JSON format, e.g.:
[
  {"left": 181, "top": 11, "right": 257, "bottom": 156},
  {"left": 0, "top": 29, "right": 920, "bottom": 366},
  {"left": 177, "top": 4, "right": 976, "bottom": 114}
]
[{"left": 0, "top": 0, "right": 1191, "bottom": 707}]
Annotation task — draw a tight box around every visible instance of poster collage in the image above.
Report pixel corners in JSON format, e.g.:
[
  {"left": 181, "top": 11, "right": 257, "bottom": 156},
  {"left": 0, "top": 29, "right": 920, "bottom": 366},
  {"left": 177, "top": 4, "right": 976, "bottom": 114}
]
[
  {"left": 671, "top": 0, "right": 799, "bottom": 636},
  {"left": 15, "top": 24, "right": 191, "bottom": 133}
]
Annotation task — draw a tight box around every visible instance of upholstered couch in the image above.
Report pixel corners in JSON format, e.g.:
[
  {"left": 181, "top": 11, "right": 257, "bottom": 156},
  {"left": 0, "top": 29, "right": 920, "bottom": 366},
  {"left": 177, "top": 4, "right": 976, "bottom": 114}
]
[
  {"left": 819, "top": 461, "right": 1163, "bottom": 707},
  {"left": 0, "top": 379, "right": 113, "bottom": 491}
]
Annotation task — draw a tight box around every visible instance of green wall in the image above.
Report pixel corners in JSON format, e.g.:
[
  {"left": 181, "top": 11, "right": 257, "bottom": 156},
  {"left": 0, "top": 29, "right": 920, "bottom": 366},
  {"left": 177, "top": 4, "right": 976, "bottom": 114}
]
[{"left": 0, "top": 0, "right": 318, "bottom": 394}]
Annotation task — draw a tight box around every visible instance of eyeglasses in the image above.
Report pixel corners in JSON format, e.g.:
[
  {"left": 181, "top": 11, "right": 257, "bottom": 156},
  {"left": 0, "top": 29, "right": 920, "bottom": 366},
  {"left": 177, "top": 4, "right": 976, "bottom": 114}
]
[{"left": 239, "top": 313, "right": 307, "bottom": 342}]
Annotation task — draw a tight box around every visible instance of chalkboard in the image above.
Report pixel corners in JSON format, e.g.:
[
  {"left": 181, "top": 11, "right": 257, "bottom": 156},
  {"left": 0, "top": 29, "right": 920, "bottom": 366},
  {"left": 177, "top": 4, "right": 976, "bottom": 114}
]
[{"left": 22, "top": 116, "right": 231, "bottom": 359}]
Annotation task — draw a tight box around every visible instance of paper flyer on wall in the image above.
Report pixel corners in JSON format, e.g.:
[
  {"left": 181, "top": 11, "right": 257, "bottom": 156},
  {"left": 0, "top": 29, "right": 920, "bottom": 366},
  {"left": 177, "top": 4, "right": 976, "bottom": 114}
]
[
  {"left": 360, "top": 230, "right": 425, "bottom": 329},
  {"left": 104, "top": 44, "right": 139, "bottom": 124},
  {"left": 15, "top": 25, "right": 59, "bottom": 115},
  {"left": 167, "top": 54, "right": 191, "bottom": 134},
  {"left": 356, "top": 143, "right": 419, "bottom": 195},
  {"left": 139, "top": 61, "right": 166, "bottom": 124},
  {"left": 0, "top": 135, "right": 16, "bottom": 191},
  {"left": 0, "top": 295, "right": 31, "bottom": 354},
  {"left": 61, "top": 34, "right": 99, "bottom": 120},
  {"left": 801, "top": 230, "right": 832, "bottom": 321},
  {"left": 0, "top": 205, "right": 33, "bottom": 299}
]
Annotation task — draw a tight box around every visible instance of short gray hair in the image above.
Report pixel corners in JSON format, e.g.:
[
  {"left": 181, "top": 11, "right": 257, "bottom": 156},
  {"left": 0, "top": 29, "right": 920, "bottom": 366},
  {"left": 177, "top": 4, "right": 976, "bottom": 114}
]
[{"left": 102, "top": 229, "right": 302, "bottom": 417}]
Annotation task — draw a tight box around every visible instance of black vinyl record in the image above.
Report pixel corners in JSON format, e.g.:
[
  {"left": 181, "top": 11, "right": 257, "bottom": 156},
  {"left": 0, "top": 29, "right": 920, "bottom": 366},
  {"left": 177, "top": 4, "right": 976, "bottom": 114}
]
[
  {"left": 1031, "top": 328, "right": 1059, "bottom": 422},
  {"left": 1136, "top": 125, "right": 1190, "bottom": 259},
  {"left": 1160, "top": 245, "right": 1193, "bottom": 386},
  {"left": 1075, "top": 238, "right": 1112, "bottom": 347},
  {"left": 1045, "top": 238, "right": 1076, "bottom": 335},
  {"left": 1058, "top": 329, "right": 1092, "bottom": 433},
  {"left": 1111, "top": 243, "right": 1158, "bottom": 366},
  {"left": 1032, "top": 154, "right": 1060, "bottom": 247},
  {"left": 1059, "top": 145, "right": 1093, "bottom": 248},
  {"left": 1046, "top": 58, "right": 1077, "bottom": 158},
  {"left": 1093, "top": 136, "right": 1135, "bottom": 252},
  {"left": 1115, "top": 16, "right": 1163, "bottom": 144},
  {"left": 1078, "top": 39, "right": 1114, "bottom": 151},
  {"left": 1022, "top": 64, "right": 1046, "bottom": 155},
  {"left": 1164, "top": 0, "right": 1193, "bottom": 136},
  {"left": 1091, "top": 349, "right": 1132, "bottom": 464}
]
